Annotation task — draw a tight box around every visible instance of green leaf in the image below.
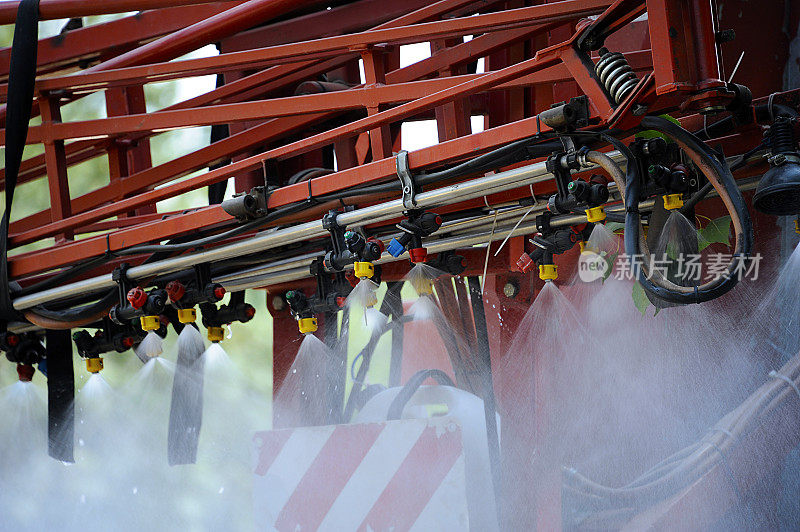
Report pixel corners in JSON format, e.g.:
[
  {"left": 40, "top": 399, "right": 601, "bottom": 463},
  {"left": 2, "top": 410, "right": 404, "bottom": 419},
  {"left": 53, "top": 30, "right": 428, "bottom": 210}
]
[
  {"left": 603, "top": 252, "right": 618, "bottom": 281},
  {"left": 632, "top": 281, "right": 650, "bottom": 316},
  {"left": 697, "top": 215, "right": 731, "bottom": 251},
  {"left": 605, "top": 221, "right": 625, "bottom": 234}
]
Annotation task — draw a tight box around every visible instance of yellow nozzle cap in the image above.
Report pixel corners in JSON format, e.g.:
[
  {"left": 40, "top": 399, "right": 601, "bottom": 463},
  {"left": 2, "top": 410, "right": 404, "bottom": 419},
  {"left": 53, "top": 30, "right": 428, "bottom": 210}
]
[
  {"left": 86, "top": 357, "right": 103, "bottom": 374},
  {"left": 140, "top": 315, "right": 161, "bottom": 331},
  {"left": 539, "top": 264, "right": 558, "bottom": 281},
  {"left": 298, "top": 317, "right": 318, "bottom": 334},
  {"left": 663, "top": 194, "right": 683, "bottom": 210},
  {"left": 207, "top": 326, "right": 225, "bottom": 342},
  {"left": 585, "top": 206, "right": 606, "bottom": 223},
  {"left": 353, "top": 261, "right": 374, "bottom": 279},
  {"left": 177, "top": 308, "right": 197, "bottom": 324}
]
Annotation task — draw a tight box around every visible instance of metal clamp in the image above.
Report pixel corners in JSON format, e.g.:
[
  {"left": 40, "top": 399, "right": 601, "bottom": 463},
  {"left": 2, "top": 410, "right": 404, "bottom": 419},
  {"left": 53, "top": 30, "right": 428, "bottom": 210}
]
[{"left": 396, "top": 150, "right": 417, "bottom": 210}]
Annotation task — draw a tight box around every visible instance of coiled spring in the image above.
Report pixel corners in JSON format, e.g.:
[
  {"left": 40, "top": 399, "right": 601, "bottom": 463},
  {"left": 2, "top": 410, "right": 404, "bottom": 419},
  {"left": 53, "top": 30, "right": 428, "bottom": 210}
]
[{"left": 595, "top": 47, "right": 638, "bottom": 104}]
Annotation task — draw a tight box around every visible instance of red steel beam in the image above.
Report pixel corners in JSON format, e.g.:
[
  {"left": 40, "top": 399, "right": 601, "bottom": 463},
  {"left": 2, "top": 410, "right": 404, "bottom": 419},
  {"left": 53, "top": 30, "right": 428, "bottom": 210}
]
[
  {"left": 82, "top": 0, "right": 333, "bottom": 73},
  {"left": 5, "top": 0, "right": 549, "bottom": 224},
  {"left": 21, "top": 57, "right": 650, "bottom": 143},
  {"left": 1, "top": 0, "right": 493, "bottom": 190},
  {"left": 0, "top": 3, "right": 244, "bottom": 81},
  {"left": 34, "top": 0, "right": 613, "bottom": 93},
  {"left": 0, "top": 0, "right": 241, "bottom": 23},
  {"left": 8, "top": 113, "right": 545, "bottom": 275},
  {"left": 12, "top": 41, "right": 570, "bottom": 245}
]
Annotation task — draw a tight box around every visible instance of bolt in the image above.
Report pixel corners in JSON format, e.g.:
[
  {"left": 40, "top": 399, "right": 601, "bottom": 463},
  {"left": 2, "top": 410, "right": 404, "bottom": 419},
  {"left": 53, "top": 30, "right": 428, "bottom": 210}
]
[{"left": 503, "top": 281, "right": 520, "bottom": 299}]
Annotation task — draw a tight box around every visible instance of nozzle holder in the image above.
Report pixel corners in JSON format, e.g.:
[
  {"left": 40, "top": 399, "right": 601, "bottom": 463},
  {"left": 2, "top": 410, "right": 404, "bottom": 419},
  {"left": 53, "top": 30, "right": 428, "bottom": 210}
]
[
  {"left": 539, "top": 264, "right": 558, "bottom": 281},
  {"left": 298, "top": 317, "right": 318, "bottom": 334},
  {"left": 86, "top": 357, "right": 103, "bottom": 374},
  {"left": 663, "top": 193, "right": 684, "bottom": 210},
  {"left": 207, "top": 326, "right": 225, "bottom": 343},
  {"left": 585, "top": 206, "right": 606, "bottom": 223}
]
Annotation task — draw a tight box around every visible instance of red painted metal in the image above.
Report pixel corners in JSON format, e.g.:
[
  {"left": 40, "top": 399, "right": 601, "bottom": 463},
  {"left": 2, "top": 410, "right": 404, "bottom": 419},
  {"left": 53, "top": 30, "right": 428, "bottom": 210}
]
[
  {"left": 0, "top": 0, "right": 242, "bottom": 23},
  {"left": 1, "top": 1, "right": 797, "bottom": 527}
]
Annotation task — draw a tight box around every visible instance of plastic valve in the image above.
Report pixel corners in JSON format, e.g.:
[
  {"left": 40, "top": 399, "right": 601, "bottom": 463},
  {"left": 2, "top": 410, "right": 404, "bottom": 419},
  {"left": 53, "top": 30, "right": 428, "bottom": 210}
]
[
  {"left": 409, "top": 247, "right": 428, "bottom": 263},
  {"left": 207, "top": 326, "right": 225, "bottom": 343},
  {"left": 86, "top": 357, "right": 104, "bottom": 374},
  {"left": 386, "top": 238, "right": 406, "bottom": 258},
  {"left": 298, "top": 317, "right": 318, "bottom": 334},
  {"left": 140, "top": 315, "right": 161, "bottom": 331},
  {"left": 127, "top": 287, "right": 147, "bottom": 309},
  {"left": 662, "top": 193, "right": 684, "bottom": 210},
  {"left": 177, "top": 308, "right": 197, "bottom": 324},
  {"left": 539, "top": 264, "right": 558, "bottom": 281},
  {"left": 585, "top": 206, "right": 606, "bottom": 223},
  {"left": 353, "top": 261, "right": 375, "bottom": 279}
]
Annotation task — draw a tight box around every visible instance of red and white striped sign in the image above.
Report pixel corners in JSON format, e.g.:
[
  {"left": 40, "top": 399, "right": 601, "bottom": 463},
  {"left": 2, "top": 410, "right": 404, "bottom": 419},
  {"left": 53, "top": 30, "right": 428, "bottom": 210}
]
[{"left": 253, "top": 418, "right": 469, "bottom": 531}]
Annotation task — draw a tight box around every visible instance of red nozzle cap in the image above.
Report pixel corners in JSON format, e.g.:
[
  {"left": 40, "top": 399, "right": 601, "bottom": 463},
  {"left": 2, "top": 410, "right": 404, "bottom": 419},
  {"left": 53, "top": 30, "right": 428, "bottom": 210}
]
[
  {"left": 213, "top": 285, "right": 227, "bottom": 300},
  {"left": 6, "top": 334, "right": 19, "bottom": 347},
  {"left": 122, "top": 337, "right": 135, "bottom": 348},
  {"left": 336, "top": 296, "right": 347, "bottom": 308},
  {"left": 127, "top": 287, "right": 148, "bottom": 309},
  {"left": 17, "top": 363, "right": 35, "bottom": 382},
  {"left": 165, "top": 280, "right": 185, "bottom": 302},
  {"left": 367, "top": 237, "right": 385, "bottom": 253},
  {"left": 409, "top": 247, "right": 428, "bottom": 263},
  {"left": 245, "top": 305, "right": 256, "bottom": 318},
  {"left": 516, "top": 253, "right": 535, "bottom": 273},
  {"left": 435, "top": 216, "right": 442, "bottom": 226}
]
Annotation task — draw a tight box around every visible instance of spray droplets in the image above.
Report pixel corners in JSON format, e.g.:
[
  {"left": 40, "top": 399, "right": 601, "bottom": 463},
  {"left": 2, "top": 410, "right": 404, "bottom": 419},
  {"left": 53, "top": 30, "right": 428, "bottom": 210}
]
[{"left": 134, "top": 331, "right": 163, "bottom": 362}]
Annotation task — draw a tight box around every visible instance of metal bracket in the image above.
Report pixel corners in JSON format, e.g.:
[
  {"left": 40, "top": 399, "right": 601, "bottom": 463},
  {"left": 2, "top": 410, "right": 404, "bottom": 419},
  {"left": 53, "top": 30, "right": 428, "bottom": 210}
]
[{"left": 396, "top": 150, "right": 417, "bottom": 210}]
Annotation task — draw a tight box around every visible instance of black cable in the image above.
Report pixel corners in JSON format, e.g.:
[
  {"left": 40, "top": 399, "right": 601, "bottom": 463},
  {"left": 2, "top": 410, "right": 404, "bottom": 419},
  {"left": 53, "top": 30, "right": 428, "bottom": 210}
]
[{"left": 1, "top": 0, "right": 40, "bottom": 326}]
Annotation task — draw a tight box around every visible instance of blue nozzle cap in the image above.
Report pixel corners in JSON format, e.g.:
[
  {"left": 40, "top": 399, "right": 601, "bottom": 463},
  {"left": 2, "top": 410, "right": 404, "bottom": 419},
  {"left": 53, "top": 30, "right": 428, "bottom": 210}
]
[{"left": 387, "top": 238, "right": 406, "bottom": 258}]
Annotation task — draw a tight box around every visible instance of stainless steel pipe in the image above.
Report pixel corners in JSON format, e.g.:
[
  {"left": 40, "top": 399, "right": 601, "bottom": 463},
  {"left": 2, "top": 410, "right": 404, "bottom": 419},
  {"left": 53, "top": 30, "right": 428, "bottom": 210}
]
[{"left": 12, "top": 151, "right": 624, "bottom": 311}]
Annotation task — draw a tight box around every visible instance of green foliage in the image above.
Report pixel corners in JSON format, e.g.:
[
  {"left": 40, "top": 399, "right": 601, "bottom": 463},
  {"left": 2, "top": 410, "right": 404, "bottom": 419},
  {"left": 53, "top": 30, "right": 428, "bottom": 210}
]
[
  {"left": 698, "top": 215, "right": 732, "bottom": 251},
  {"left": 632, "top": 280, "right": 650, "bottom": 316}
]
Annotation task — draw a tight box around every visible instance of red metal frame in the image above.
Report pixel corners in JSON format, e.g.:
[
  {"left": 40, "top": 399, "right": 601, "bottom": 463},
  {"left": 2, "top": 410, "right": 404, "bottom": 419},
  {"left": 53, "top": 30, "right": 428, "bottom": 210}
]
[{"left": 1, "top": 0, "right": 798, "bottom": 528}]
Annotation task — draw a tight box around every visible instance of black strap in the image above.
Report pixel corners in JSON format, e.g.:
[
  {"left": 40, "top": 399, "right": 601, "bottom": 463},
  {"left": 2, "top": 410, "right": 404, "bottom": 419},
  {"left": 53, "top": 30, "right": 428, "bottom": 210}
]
[
  {"left": 387, "top": 369, "right": 455, "bottom": 421},
  {"left": 1, "top": 0, "right": 40, "bottom": 325},
  {"left": 46, "top": 328, "right": 74, "bottom": 462}
]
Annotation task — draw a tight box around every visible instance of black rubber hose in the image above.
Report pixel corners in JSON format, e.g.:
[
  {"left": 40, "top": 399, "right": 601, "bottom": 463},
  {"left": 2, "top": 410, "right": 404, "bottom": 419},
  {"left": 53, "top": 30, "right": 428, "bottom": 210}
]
[
  {"left": 387, "top": 368, "right": 455, "bottom": 420},
  {"left": 627, "top": 116, "right": 753, "bottom": 304}
]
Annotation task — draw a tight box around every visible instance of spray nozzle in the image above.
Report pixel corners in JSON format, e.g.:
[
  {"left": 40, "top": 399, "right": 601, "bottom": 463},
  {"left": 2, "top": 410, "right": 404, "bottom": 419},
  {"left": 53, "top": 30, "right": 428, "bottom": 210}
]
[
  {"left": 517, "top": 228, "right": 578, "bottom": 278},
  {"left": 200, "top": 291, "right": 255, "bottom": 340},
  {"left": 17, "top": 363, "right": 35, "bottom": 382},
  {"left": 387, "top": 211, "right": 442, "bottom": 260},
  {"left": 4, "top": 333, "right": 45, "bottom": 366},
  {"left": 85, "top": 357, "right": 104, "bottom": 374}
]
